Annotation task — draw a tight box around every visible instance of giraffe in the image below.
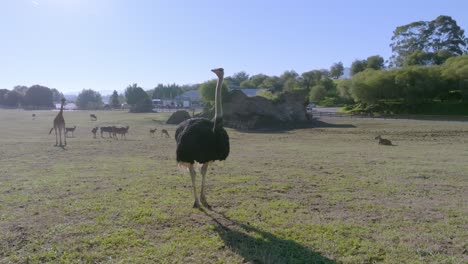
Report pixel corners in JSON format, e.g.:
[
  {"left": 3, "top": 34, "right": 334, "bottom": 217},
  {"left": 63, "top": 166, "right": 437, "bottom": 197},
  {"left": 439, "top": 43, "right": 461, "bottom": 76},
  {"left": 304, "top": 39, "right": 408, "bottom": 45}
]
[{"left": 49, "top": 98, "right": 67, "bottom": 146}]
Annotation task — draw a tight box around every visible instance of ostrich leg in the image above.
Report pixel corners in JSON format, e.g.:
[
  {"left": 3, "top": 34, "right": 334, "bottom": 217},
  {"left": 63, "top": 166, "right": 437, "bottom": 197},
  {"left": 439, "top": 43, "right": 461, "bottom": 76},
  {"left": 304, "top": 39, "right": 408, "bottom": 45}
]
[
  {"left": 200, "top": 163, "right": 211, "bottom": 209},
  {"left": 189, "top": 165, "right": 200, "bottom": 208}
]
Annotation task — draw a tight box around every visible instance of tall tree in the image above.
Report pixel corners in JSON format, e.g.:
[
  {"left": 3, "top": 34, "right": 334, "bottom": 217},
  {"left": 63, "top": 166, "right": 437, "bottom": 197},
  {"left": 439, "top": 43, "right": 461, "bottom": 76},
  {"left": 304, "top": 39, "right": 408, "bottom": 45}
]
[
  {"left": 76, "top": 89, "right": 103, "bottom": 110},
  {"left": 199, "top": 79, "right": 229, "bottom": 102},
  {"left": 110, "top": 90, "right": 121, "bottom": 108},
  {"left": 389, "top": 15, "right": 467, "bottom": 67},
  {"left": 329, "top": 62, "right": 344, "bottom": 79},
  {"left": 0, "top": 89, "right": 9, "bottom": 106},
  {"left": 125, "top": 83, "right": 152, "bottom": 112},
  {"left": 225, "top": 71, "right": 249, "bottom": 87},
  {"left": 23, "top": 85, "right": 54, "bottom": 108},
  {"left": 350, "top": 59, "right": 367, "bottom": 76},
  {"left": 13, "top": 85, "right": 28, "bottom": 95},
  {"left": 50, "top": 88, "right": 64, "bottom": 103},
  {"left": 366, "top": 55, "right": 385, "bottom": 70},
  {"left": 3, "top": 90, "right": 22, "bottom": 107}
]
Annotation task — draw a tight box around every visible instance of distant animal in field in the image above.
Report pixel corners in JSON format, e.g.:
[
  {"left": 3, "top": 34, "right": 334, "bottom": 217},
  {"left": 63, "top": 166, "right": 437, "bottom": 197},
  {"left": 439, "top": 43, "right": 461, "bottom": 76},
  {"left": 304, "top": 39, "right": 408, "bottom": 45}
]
[
  {"left": 91, "top": 127, "right": 98, "bottom": 138},
  {"left": 32, "top": 113, "right": 36, "bottom": 120},
  {"left": 161, "top": 129, "right": 170, "bottom": 138},
  {"left": 175, "top": 68, "right": 229, "bottom": 209},
  {"left": 65, "top": 126, "right": 77, "bottom": 137},
  {"left": 49, "top": 98, "right": 67, "bottom": 146},
  {"left": 90, "top": 114, "right": 97, "bottom": 121},
  {"left": 375, "top": 135, "right": 394, "bottom": 146},
  {"left": 100, "top": 126, "right": 113, "bottom": 138},
  {"left": 150, "top": 128, "right": 157, "bottom": 137},
  {"left": 112, "top": 126, "right": 130, "bottom": 139}
]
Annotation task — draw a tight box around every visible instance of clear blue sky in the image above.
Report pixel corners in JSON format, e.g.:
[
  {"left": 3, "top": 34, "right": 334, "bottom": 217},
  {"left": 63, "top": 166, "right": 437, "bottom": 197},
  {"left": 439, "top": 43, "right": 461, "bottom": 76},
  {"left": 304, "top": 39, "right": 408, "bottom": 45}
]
[{"left": 1, "top": 0, "right": 467, "bottom": 94}]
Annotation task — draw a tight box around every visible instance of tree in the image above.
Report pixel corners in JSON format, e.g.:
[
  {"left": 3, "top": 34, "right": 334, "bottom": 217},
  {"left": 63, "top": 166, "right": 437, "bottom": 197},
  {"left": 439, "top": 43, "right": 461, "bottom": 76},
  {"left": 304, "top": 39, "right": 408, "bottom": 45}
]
[
  {"left": 50, "top": 88, "right": 64, "bottom": 103},
  {"left": 0, "top": 89, "right": 9, "bottom": 106},
  {"left": 350, "top": 59, "right": 367, "bottom": 76},
  {"left": 13, "top": 85, "right": 28, "bottom": 95},
  {"left": 240, "top": 74, "right": 268, "bottom": 88},
  {"left": 366, "top": 55, "right": 385, "bottom": 70},
  {"left": 3, "top": 90, "right": 22, "bottom": 107},
  {"left": 330, "top": 62, "right": 344, "bottom": 79},
  {"left": 300, "top": 70, "right": 324, "bottom": 91},
  {"left": 110, "top": 90, "right": 121, "bottom": 108},
  {"left": 76, "top": 89, "right": 103, "bottom": 110},
  {"left": 225, "top": 71, "right": 249, "bottom": 87},
  {"left": 23, "top": 85, "right": 54, "bottom": 108},
  {"left": 199, "top": 79, "right": 229, "bottom": 102},
  {"left": 125, "top": 83, "right": 152, "bottom": 112},
  {"left": 259, "top": 76, "right": 283, "bottom": 92},
  {"left": 389, "top": 16, "right": 467, "bottom": 67},
  {"left": 309, "top": 84, "right": 327, "bottom": 102},
  {"left": 152, "top": 83, "right": 183, "bottom": 99}
]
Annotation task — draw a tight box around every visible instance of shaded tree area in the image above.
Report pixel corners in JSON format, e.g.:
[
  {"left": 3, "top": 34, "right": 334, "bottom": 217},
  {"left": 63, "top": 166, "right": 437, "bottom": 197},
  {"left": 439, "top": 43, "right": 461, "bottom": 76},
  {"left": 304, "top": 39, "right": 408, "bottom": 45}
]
[
  {"left": 110, "top": 90, "right": 122, "bottom": 108},
  {"left": 340, "top": 55, "right": 468, "bottom": 114},
  {"left": 390, "top": 15, "right": 467, "bottom": 67},
  {"left": 22, "top": 85, "right": 54, "bottom": 109},
  {"left": 152, "top": 83, "right": 183, "bottom": 100},
  {"left": 125, "top": 83, "right": 152, "bottom": 113},
  {"left": 0, "top": 85, "right": 64, "bottom": 109},
  {"left": 76, "top": 89, "right": 104, "bottom": 110}
]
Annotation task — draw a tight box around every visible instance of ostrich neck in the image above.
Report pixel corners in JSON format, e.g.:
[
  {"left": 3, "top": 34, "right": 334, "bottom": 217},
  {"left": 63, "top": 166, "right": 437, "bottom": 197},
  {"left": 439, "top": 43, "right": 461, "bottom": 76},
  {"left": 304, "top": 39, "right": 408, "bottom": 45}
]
[
  {"left": 213, "top": 75, "right": 224, "bottom": 129},
  {"left": 59, "top": 102, "right": 64, "bottom": 114}
]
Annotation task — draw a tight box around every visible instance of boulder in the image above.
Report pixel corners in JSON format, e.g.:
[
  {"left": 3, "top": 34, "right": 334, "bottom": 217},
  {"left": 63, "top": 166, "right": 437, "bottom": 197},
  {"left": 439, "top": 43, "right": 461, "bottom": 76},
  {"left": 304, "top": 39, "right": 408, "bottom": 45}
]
[
  {"left": 166, "top": 110, "right": 191, "bottom": 124},
  {"left": 202, "top": 90, "right": 310, "bottom": 130}
]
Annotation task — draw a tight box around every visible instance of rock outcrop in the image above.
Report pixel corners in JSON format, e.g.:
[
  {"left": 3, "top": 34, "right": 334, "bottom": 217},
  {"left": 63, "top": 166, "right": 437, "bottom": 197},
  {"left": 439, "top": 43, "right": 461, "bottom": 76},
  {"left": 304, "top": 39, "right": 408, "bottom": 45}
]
[
  {"left": 200, "top": 90, "right": 310, "bottom": 130},
  {"left": 166, "top": 110, "right": 191, "bottom": 125}
]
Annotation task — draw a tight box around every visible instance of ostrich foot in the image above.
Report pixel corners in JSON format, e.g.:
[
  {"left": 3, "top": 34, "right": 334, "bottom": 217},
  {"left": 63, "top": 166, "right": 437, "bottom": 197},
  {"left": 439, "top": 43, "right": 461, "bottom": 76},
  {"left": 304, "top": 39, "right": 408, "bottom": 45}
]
[{"left": 200, "top": 195, "right": 212, "bottom": 209}]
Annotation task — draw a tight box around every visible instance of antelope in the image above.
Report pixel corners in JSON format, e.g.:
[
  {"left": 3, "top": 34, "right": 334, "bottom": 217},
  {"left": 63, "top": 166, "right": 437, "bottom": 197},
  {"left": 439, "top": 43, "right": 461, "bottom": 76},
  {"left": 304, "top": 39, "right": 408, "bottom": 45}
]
[
  {"left": 32, "top": 113, "right": 36, "bottom": 120},
  {"left": 91, "top": 127, "right": 98, "bottom": 139},
  {"left": 100, "top": 126, "right": 113, "bottom": 138},
  {"left": 65, "top": 126, "right": 77, "bottom": 138},
  {"left": 112, "top": 126, "right": 130, "bottom": 140},
  {"left": 161, "top": 129, "right": 170, "bottom": 138},
  {"left": 150, "top": 128, "right": 157, "bottom": 137},
  {"left": 90, "top": 114, "right": 97, "bottom": 121},
  {"left": 375, "top": 135, "right": 393, "bottom": 146}
]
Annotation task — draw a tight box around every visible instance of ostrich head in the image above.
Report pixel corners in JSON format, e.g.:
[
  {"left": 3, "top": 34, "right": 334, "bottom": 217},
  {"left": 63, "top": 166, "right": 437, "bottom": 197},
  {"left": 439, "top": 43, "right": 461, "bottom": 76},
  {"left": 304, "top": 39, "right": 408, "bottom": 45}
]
[{"left": 211, "top": 68, "right": 224, "bottom": 78}]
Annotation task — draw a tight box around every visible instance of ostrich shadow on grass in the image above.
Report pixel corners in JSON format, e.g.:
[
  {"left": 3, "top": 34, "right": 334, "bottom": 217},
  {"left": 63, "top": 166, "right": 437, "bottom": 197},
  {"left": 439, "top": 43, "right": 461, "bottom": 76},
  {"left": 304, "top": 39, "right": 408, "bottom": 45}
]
[{"left": 202, "top": 209, "right": 336, "bottom": 264}]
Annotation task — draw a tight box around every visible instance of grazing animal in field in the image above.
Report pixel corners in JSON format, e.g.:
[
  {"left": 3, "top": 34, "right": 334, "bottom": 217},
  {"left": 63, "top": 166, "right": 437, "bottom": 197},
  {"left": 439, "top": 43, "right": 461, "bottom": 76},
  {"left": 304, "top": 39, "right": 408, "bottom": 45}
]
[
  {"left": 150, "top": 128, "right": 157, "bottom": 137},
  {"left": 91, "top": 127, "right": 98, "bottom": 138},
  {"left": 161, "top": 129, "right": 170, "bottom": 138},
  {"left": 175, "top": 68, "right": 230, "bottom": 209},
  {"left": 65, "top": 125, "right": 77, "bottom": 138},
  {"left": 90, "top": 114, "right": 97, "bottom": 121},
  {"left": 48, "top": 98, "right": 67, "bottom": 146},
  {"left": 375, "top": 135, "right": 393, "bottom": 146},
  {"left": 100, "top": 126, "right": 113, "bottom": 138},
  {"left": 32, "top": 113, "right": 36, "bottom": 120},
  {"left": 112, "top": 126, "right": 130, "bottom": 139}
]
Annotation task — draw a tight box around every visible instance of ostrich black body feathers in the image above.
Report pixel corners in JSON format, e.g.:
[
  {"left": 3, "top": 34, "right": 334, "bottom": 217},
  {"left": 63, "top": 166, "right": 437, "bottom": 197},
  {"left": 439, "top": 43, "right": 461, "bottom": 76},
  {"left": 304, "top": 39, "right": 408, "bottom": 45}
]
[{"left": 175, "top": 118, "right": 230, "bottom": 164}]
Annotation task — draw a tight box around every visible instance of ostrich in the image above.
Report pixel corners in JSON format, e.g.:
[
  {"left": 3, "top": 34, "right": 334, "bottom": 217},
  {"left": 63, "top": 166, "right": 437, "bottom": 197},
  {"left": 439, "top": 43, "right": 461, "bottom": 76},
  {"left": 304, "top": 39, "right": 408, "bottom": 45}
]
[{"left": 175, "top": 68, "right": 230, "bottom": 209}]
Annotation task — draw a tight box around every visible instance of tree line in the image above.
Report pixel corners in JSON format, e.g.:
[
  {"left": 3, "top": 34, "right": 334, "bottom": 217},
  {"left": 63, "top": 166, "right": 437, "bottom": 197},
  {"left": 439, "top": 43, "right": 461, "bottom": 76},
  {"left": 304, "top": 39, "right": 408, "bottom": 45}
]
[{"left": 2, "top": 15, "right": 466, "bottom": 114}]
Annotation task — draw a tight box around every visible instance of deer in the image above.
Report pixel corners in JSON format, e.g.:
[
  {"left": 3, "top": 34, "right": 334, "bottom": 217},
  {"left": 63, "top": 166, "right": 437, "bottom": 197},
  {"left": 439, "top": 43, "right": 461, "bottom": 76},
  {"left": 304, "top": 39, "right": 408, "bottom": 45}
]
[
  {"left": 100, "top": 126, "right": 113, "bottom": 138},
  {"left": 90, "top": 114, "right": 97, "bottom": 121},
  {"left": 65, "top": 126, "right": 77, "bottom": 138},
  {"left": 112, "top": 126, "right": 130, "bottom": 140},
  {"left": 375, "top": 135, "right": 394, "bottom": 146},
  {"left": 150, "top": 128, "right": 157, "bottom": 137},
  {"left": 91, "top": 127, "right": 98, "bottom": 139},
  {"left": 161, "top": 129, "right": 170, "bottom": 138}
]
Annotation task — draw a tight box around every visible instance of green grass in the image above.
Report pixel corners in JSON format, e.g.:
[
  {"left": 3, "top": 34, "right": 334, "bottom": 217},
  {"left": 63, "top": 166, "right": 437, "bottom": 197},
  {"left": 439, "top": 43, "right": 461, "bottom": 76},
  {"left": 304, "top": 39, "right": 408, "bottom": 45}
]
[{"left": 0, "top": 109, "right": 467, "bottom": 263}]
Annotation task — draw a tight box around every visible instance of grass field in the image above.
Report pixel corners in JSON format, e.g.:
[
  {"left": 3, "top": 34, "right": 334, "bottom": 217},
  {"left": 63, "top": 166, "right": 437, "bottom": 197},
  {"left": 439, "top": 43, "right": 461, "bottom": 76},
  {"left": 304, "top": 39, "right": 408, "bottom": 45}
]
[{"left": 0, "top": 109, "right": 467, "bottom": 263}]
